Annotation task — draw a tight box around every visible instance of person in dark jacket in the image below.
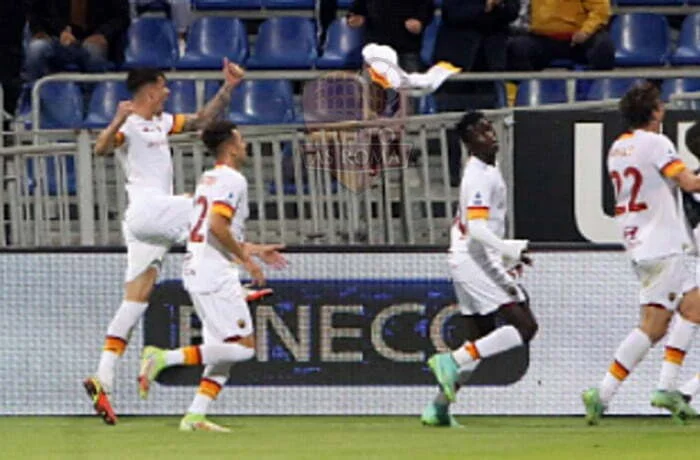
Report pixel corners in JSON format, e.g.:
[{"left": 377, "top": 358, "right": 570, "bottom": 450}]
[
  {"left": 347, "top": 0, "right": 435, "bottom": 72},
  {"left": 0, "top": 1, "right": 28, "bottom": 131},
  {"left": 26, "top": 0, "right": 130, "bottom": 81},
  {"left": 433, "top": 0, "right": 520, "bottom": 185}
]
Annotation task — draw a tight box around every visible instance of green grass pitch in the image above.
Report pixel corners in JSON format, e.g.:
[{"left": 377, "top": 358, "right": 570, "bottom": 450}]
[{"left": 3, "top": 416, "right": 699, "bottom": 459}]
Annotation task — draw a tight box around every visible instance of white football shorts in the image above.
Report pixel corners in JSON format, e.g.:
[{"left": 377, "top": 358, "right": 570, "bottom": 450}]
[
  {"left": 633, "top": 254, "right": 696, "bottom": 311},
  {"left": 448, "top": 251, "right": 526, "bottom": 316},
  {"left": 124, "top": 194, "right": 192, "bottom": 246},
  {"left": 191, "top": 280, "right": 253, "bottom": 343}
]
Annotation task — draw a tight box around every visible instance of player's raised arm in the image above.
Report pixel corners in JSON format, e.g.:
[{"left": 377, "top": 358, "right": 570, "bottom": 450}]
[
  {"left": 673, "top": 168, "right": 700, "bottom": 193},
  {"left": 94, "top": 101, "right": 133, "bottom": 156},
  {"left": 177, "top": 58, "right": 245, "bottom": 133}
]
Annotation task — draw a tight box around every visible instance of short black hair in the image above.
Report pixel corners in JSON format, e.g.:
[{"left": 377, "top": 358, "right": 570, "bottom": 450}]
[
  {"left": 126, "top": 68, "right": 166, "bottom": 94},
  {"left": 619, "top": 81, "right": 661, "bottom": 130},
  {"left": 201, "top": 120, "right": 238, "bottom": 156},
  {"left": 686, "top": 121, "right": 700, "bottom": 160},
  {"left": 456, "top": 111, "right": 485, "bottom": 145}
]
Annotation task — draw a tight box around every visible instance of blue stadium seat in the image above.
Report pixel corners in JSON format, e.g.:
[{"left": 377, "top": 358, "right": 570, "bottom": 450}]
[
  {"left": 337, "top": 0, "right": 353, "bottom": 6},
  {"left": 661, "top": 78, "right": 700, "bottom": 102},
  {"left": 35, "top": 82, "right": 84, "bottom": 129},
  {"left": 247, "top": 18, "right": 317, "bottom": 69},
  {"left": 298, "top": 77, "right": 365, "bottom": 123},
  {"left": 316, "top": 18, "right": 365, "bottom": 69},
  {"left": 205, "top": 80, "right": 295, "bottom": 124},
  {"left": 193, "top": 0, "right": 261, "bottom": 8},
  {"left": 420, "top": 17, "right": 441, "bottom": 66},
  {"left": 25, "top": 156, "right": 77, "bottom": 196},
  {"left": 262, "top": 0, "right": 315, "bottom": 7},
  {"left": 177, "top": 17, "right": 248, "bottom": 69},
  {"left": 418, "top": 95, "right": 436, "bottom": 114},
  {"left": 84, "top": 81, "right": 131, "bottom": 129},
  {"left": 670, "top": 14, "right": 700, "bottom": 66},
  {"left": 611, "top": 13, "right": 670, "bottom": 66},
  {"left": 166, "top": 80, "right": 197, "bottom": 114},
  {"left": 515, "top": 80, "right": 567, "bottom": 106},
  {"left": 584, "top": 78, "right": 643, "bottom": 100},
  {"left": 123, "top": 18, "right": 179, "bottom": 69}
]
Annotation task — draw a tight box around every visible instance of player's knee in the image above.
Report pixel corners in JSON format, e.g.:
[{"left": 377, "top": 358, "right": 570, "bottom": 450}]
[{"left": 515, "top": 317, "right": 538, "bottom": 343}]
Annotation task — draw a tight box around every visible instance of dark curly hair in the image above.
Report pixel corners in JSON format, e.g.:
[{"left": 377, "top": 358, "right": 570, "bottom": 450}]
[
  {"left": 201, "top": 120, "right": 238, "bottom": 157},
  {"left": 619, "top": 81, "right": 661, "bottom": 130}
]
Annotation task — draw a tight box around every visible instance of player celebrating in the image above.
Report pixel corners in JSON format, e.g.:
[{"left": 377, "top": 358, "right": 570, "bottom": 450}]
[
  {"left": 583, "top": 82, "right": 700, "bottom": 425},
  {"left": 83, "top": 60, "right": 245, "bottom": 425},
  {"left": 137, "top": 120, "right": 286, "bottom": 432},
  {"left": 423, "top": 111, "right": 538, "bottom": 427}
]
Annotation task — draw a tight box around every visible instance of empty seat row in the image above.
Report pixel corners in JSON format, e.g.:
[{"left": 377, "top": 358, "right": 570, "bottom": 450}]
[
  {"left": 126, "top": 16, "right": 363, "bottom": 70},
  {"left": 512, "top": 78, "right": 700, "bottom": 106},
  {"left": 26, "top": 79, "right": 297, "bottom": 129}
]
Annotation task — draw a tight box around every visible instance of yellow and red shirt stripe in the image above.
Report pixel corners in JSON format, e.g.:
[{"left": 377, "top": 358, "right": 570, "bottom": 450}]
[
  {"left": 467, "top": 206, "right": 489, "bottom": 220},
  {"left": 661, "top": 159, "right": 685, "bottom": 178},
  {"left": 169, "top": 114, "right": 187, "bottom": 134},
  {"left": 212, "top": 200, "right": 235, "bottom": 219}
]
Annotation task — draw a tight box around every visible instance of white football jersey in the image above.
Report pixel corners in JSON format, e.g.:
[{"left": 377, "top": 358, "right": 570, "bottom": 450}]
[
  {"left": 607, "top": 129, "right": 693, "bottom": 261},
  {"left": 183, "top": 165, "right": 250, "bottom": 293},
  {"left": 449, "top": 156, "right": 507, "bottom": 255},
  {"left": 115, "top": 112, "right": 186, "bottom": 201}
]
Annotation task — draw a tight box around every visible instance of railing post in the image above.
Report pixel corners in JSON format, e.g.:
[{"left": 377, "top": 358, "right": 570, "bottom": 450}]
[{"left": 76, "top": 130, "right": 95, "bottom": 245}]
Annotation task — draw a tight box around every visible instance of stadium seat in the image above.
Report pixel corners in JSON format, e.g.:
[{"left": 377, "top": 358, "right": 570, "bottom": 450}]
[
  {"left": 661, "top": 78, "right": 700, "bottom": 103},
  {"left": 337, "top": 0, "right": 353, "bottom": 6},
  {"left": 123, "top": 18, "right": 179, "bottom": 69},
  {"left": 165, "top": 80, "right": 198, "bottom": 114},
  {"left": 25, "top": 156, "right": 77, "bottom": 196},
  {"left": 193, "top": 0, "right": 261, "bottom": 8},
  {"left": 83, "top": 81, "right": 131, "bottom": 129},
  {"left": 262, "top": 0, "right": 315, "bottom": 8},
  {"left": 35, "top": 82, "right": 84, "bottom": 129},
  {"left": 583, "top": 78, "right": 643, "bottom": 100},
  {"left": 177, "top": 17, "right": 248, "bottom": 69},
  {"left": 420, "top": 17, "right": 441, "bottom": 66},
  {"left": 418, "top": 95, "right": 436, "bottom": 114},
  {"left": 515, "top": 80, "right": 567, "bottom": 106},
  {"left": 316, "top": 18, "right": 365, "bottom": 69},
  {"left": 246, "top": 17, "right": 318, "bottom": 69},
  {"left": 610, "top": 13, "right": 670, "bottom": 66},
  {"left": 670, "top": 14, "right": 700, "bottom": 66},
  {"left": 205, "top": 79, "right": 295, "bottom": 124}
]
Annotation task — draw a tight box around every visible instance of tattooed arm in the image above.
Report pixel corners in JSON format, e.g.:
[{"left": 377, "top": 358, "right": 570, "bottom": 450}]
[{"left": 179, "top": 58, "right": 245, "bottom": 133}]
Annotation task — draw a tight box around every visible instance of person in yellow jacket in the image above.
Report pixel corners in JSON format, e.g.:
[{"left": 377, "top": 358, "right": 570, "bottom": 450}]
[{"left": 507, "top": 0, "right": 615, "bottom": 70}]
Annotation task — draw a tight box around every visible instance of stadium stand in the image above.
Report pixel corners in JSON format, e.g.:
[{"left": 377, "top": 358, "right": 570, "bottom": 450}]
[
  {"left": 84, "top": 81, "right": 132, "bottom": 129},
  {"left": 246, "top": 17, "right": 318, "bottom": 69},
  {"left": 37, "top": 82, "right": 84, "bottom": 130},
  {"left": 123, "top": 17, "right": 179, "bottom": 69},
  {"left": 583, "top": 77, "right": 643, "bottom": 100},
  {"left": 610, "top": 13, "right": 672, "bottom": 66},
  {"left": 176, "top": 16, "right": 249, "bottom": 68},
  {"left": 515, "top": 79, "right": 568, "bottom": 106},
  {"left": 205, "top": 79, "right": 296, "bottom": 124},
  {"left": 670, "top": 13, "right": 700, "bottom": 65},
  {"left": 315, "top": 18, "right": 365, "bottom": 69},
  {"left": 420, "top": 17, "right": 440, "bottom": 67},
  {"left": 193, "top": 0, "right": 262, "bottom": 9},
  {"left": 165, "top": 80, "right": 198, "bottom": 114}
]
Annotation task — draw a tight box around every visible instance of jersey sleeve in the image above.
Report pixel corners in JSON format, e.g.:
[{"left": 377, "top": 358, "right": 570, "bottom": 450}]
[
  {"left": 211, "top": 174, "right": 246, "bottom": 220},
  {"left": 168, "top": 113, "right": 187, "bottom": 135},
  {"left": 114, "top": 120, "right": 131, "bottom": 148},
  {"left": 652, "top": 135, "right": 686, "bottom": 178},
  {"left": 464, "top": 173, "right": 493, "bottom": 220}
]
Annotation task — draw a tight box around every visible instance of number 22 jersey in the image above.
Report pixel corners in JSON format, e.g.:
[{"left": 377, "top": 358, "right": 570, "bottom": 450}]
[
  {"left": 183, "top": 164, "right": 249, "bottom": 293},
  {"left": 607, "top": 129, "right": 692, "bottom": 261}
]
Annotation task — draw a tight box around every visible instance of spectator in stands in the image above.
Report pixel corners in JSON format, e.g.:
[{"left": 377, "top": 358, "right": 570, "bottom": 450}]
[
  {"left": 347, "top": 0, "right": 435, "bottom": 73},
  {"left": 507, "top": 0, "right": 614, "bottom": 70},
  {"left": 0, "top": 1, "right": 28, "bottom": 139},
  {"left": 26, "top": 0, "right": 130, "bottom": 82}
]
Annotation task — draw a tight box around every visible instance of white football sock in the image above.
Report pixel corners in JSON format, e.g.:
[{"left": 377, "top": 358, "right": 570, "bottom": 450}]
[
  {"left": 658, "top": 315, "right": 698, "bottom": 391},
  {"left": 188, "top": 365, "right": 230, "bottom": 415},
  {"left": 600, "top": 328, "right": 652, "bottom": 404},
  {"left": 680, "top": 374, "right": 700, "bottom": 398},
  {"left": 452, "top": 326, "right": 523, "bottom": 366}
]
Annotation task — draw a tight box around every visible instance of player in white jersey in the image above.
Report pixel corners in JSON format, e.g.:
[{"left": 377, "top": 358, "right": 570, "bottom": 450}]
[
  {"left": 83, "top": 61, "right": 245, "bottom": 425},
  {"left": 422, "top": 112, "right": 538, "bottom": 427},
  {"left": 583, "top": 82, "right": 700, "bottom": 425},
  {"left": 137, "top": 120, "right": 287, "bottom": 432}
]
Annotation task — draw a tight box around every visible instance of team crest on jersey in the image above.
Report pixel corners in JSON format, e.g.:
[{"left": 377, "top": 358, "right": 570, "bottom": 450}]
[
  {"left": 237, "top": 319, "right": 246, "bottom": 329},
  {"left": 473, "top": 192, "right": 483, "bottom": 206},
  {"left": 669, "top": 292, "right": 677, "bottom": 302}
]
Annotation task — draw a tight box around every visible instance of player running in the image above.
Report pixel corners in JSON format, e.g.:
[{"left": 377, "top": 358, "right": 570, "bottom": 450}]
[
  {"left": 83, "top": 60, "right": 245, "bottom": 425},
  {"left": 137, "top": 120, "right": 287, "bottom": 432},
  {"left": 583, "top": 82, "right": 700, "bottom": 425},
  {"left": 423, "top": 111, "right": 538, "bottom": 427}
]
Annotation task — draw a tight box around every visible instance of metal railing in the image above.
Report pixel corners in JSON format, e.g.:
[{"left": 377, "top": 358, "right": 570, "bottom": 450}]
[{"left": 5, "top": 68, "right": 697, "bottom": 247}]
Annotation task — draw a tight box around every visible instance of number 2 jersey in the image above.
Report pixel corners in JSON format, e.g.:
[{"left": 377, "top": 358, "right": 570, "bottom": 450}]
[
  {"left": 183, "top": 164, "right": 250, "bottom": 293},
  {"left": 607, "top": 129, "right": 693, "bottom": 261}
]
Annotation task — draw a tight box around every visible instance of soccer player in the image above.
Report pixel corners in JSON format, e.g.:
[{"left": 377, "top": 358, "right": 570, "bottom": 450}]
[
  {"left": 423, "top": 111, "right": 538, "bottom": 427},
  {"left": 83, "top": 59, "right": 245, "bottom": 425},
  {"left": 137, "top": 120, "right": 287, "bottom": 432},
  {"left": 582, "top": 82, "right": 700, "bottom": 425}
]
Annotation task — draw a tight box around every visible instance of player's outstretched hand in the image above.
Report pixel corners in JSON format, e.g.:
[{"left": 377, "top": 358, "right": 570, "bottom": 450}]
[
  {"left": 258, "top": 244, "right": 288, "bottom": 270},
  {"left": 520, "top": 251, "right": 533, "bottom": 266},
  {"left": 222, "top": 58, "right": 245, "bottom": 88},
  {"left": 244, "top": 259, "right": 266, "bottom": 286}
]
